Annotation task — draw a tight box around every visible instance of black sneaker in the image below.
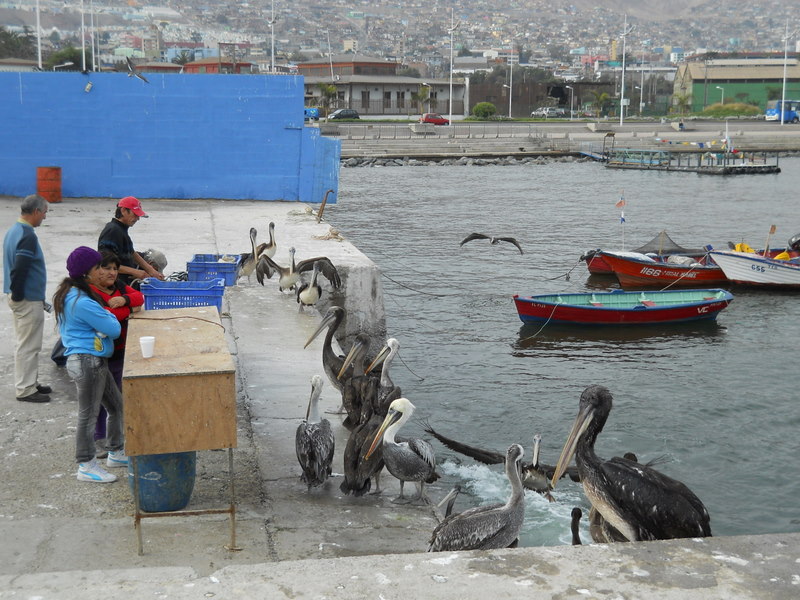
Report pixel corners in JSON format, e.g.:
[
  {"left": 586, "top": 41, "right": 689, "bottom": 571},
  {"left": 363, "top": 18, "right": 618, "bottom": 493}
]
[
  {"left": 36, "top": 384, "right": 52, "bottom": 394},
  {"left": 17, "top": 392, "right": 51, "bottom": 403}
]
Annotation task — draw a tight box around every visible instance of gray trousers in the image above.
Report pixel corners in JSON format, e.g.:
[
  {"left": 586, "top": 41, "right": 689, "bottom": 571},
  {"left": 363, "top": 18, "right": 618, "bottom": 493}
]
[
  {"left": 7, "top": 297, "right": 44, "bottom": 398},
  {"left": 66, "top": 354, "right": 123, "bottom": 463}
]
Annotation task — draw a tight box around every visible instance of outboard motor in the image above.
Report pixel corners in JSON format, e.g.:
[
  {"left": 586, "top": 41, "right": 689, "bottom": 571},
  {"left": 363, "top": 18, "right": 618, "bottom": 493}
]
[{"left": 789, "top": 233, "right": 800, "bottom": 252}]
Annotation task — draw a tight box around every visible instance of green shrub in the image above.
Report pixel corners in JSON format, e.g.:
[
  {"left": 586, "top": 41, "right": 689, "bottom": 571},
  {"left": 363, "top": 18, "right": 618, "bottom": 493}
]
[
  {"left": 472, "top": 102, "right": 497, "bottom": 119},
  {"left": 700, "top": 102, "right": 761, "bottom": 118}
]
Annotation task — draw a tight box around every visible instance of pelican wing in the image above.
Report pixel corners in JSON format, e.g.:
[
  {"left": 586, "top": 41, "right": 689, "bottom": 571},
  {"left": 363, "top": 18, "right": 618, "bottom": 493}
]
[
  {"left": 297, "top": 257, "right": 341, "bottom": 289},
  {"left": 423, "top": 423, "right": 504, "bottom": 465},
  {"left": 125, "top": 56, "right": 135, "bottom": 72},
  {"left": 429, "top": 502, "right": 510, "bottom": 551},
  {"left": 598, "top": 456, "right": 711, "bottom": 540},
  {"left": 407, "top": 438, "right": 438, "bottom": 480},
  {"left": 255, "top": 254, "right": 281, "bottom": 285},
  {"left": 459, "top": 232, "right": 490, "bottom": 246},
  {"left": 497, "top": 237, "right": 524, "bottom": 254}
]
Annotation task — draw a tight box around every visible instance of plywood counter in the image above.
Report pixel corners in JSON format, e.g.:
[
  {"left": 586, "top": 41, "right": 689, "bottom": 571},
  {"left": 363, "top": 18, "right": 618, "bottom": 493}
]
[{"left": 123, "top": 306, "right": 236, "bottom": 456}]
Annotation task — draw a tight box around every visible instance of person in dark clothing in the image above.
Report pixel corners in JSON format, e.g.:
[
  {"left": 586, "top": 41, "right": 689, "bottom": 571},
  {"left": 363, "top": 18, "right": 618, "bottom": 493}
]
[
  {"left": 3, "top": 194, "right": 52, "bottom": 403},
  {"left": 97, "top": 196, "right": 164, "bottom": 287}
]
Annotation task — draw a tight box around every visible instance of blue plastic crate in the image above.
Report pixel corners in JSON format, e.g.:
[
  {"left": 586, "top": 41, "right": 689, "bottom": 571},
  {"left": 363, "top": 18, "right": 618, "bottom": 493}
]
[
  {"left": 140, "top": 278, "right": 225, "bottom": 312},
  {"left": 186, "top": 254, "right": 241, "bottom": 286}
]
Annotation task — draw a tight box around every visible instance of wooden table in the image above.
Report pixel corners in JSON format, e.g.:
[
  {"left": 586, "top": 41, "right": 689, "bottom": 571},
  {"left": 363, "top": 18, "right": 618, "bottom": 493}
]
[{"left": 123, "top": 306, "right": 238, "bottom": 554}]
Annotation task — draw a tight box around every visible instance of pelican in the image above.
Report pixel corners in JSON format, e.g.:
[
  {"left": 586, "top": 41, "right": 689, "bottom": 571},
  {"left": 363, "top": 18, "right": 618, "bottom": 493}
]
[
  {"left": 364, "top": 398, "right": 439, "bottom": 504},
  {"left": 239, "top": 227, "right": 267, "bottom": 282},
  {"left": 296, "top": 261, "right": 322, "bottom": 311},
  {"left": 428, "top": 444, "right": 526, "bottom": 551},
  {"left": 460, "top": 232, "right": 524, "bottom": 254},
  {"left": 550, "top": 385, "right": 712, "bottom": 542},
  {"left": 295, "top": 375, "right": 335, "bottom": 491},
  {"left": 422, "top": 423, "right": 580, "bottom": 497},
  {"left": 304, "top": 307, "right": 348, "bottom": 396},
  {"left": 339, "top": 338, "right": 401, "bottom": 496},
  {"left": 570, "top": 507, "right": 583, "bottom": 545},
  {"left": 336, "top": 332, "right": 379, "bottom": 428},
  {"left": 256, "top": 246, "right": 340, "bottom": 292}
]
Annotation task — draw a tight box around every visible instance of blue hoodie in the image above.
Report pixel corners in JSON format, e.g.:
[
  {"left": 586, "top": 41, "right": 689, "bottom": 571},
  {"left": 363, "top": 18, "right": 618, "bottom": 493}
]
[{"left": 59, "top": 288, "right": 121, "bottom": 357}]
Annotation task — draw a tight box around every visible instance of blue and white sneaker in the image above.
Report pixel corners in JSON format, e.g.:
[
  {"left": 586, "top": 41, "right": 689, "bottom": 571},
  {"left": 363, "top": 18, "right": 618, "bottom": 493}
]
[
  {"left": 77, "top": 458, "right": 117, "bottom": 483},
  {"left": 106, "top": 450, "right": 129, "bottom": 468}
]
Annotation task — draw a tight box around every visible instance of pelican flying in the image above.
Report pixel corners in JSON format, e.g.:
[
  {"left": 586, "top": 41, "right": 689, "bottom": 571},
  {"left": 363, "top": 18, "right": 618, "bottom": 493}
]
[{"left": 460, "top": 233, "right": 523, "bottom": 254}]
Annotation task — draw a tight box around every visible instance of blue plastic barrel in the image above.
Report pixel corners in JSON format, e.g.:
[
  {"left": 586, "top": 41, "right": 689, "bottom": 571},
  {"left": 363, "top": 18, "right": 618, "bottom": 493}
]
[{"left": 128, "top": 451, "right": 197, "bottom": 512}]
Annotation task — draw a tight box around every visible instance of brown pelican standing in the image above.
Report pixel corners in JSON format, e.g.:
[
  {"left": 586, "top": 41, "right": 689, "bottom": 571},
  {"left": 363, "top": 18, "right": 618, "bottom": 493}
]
[
  {"left": 339, "top": 338, "right": 401, "bottom": 497},
  {"left": 295, "top": 375, "right": 335, "bottom": 491},
  {"left": 304, "top": 307, "right": 348, "bottom": 397},
  {"left": 256, "top": 246, "right": 340, "bottom": 292},
  {"left": 550, "top": 385, "right": 712, "bottom": 542},
  {"left": 364, "top": 398, "right": 439, "bottom": 504},
  {"left": 428, "top": 444, "right": 526, "bottom": 552},
  {"left": 422, "top": 423, "right": 580, "bottom": 497},
  {"left": 336, "top": 332, "right": 379, "bottom": 428},
  {"left": 460, "top": 232, "right": 524, "bottom": 254},
  {"left": 239, "top": 226, "right": 269, "bottom": 282}
]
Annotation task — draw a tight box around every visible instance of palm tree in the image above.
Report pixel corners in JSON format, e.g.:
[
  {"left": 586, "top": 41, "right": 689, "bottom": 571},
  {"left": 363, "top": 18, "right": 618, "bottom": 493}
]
[
  {"left": 316, "top": 83, "right": 338, "bottom": 118},
  {"left": 590, "top": 90, "right": 611, "bottom": 118},
  {"left": 672, "top": 92, "right": 692, "bottom": 115},
  {"left": 172, "top": 50, "right": 192, "bottom": 66},
  {"left": 410, "top": 86, "right": 430, "bottom": 117}
]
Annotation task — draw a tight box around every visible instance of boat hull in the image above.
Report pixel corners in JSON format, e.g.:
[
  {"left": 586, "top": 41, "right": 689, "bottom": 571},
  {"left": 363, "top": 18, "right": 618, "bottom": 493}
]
[
  {"left": 709, "top": 251, "right": 800, "bottom": 288},
  {"left": 513, "top": 289, "right": 733, "bottom": 325},
  {"left": 600, "top": 251, "right": 727, "bottom": 287}
]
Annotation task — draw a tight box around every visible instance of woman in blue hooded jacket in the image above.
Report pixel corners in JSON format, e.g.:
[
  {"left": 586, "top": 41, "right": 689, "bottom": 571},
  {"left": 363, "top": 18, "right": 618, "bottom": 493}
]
[{"left": 53, "top": 246, "right": 128, "bottom": 483}]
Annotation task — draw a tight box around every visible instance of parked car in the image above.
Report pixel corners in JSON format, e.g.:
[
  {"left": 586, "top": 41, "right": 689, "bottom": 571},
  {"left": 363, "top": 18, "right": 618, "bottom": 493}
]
[
  {"left": 420, "top": 112, "right": 450, "bottom": 125},
  {"left": 328, "top": 109, "right": 360, "bottom": 120},
  {"left": 531, "top": 107, "right": 567, "bottom": 119}
]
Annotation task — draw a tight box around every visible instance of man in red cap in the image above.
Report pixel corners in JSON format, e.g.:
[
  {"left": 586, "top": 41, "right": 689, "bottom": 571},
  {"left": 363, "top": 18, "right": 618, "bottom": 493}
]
[{"left": 97, "top": 196, "right": 164, "bottom": 287}]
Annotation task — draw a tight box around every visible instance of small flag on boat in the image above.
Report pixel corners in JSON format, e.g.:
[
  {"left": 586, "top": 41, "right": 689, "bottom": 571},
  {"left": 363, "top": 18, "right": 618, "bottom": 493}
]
[
  {"left": 769, "top": 224, "right": 777, "bottom": 235},
  {"left": 615, "top": 197, "right": 626, "bottom": 208},
  {"left": 620, "top": 211, "right": 626, "bottom": 224}
]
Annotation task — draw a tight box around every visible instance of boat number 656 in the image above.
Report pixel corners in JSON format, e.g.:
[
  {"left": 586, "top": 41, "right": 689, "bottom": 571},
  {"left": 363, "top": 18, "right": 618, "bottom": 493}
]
[{"left": 751, "top": 264, "right": 766, "bottom": 273}]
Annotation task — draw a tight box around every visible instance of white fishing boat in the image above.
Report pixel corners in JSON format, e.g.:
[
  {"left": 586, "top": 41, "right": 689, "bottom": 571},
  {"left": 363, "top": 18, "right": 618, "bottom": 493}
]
[{"left": 709, "top": 250, "right": 800, "bottom": 288}]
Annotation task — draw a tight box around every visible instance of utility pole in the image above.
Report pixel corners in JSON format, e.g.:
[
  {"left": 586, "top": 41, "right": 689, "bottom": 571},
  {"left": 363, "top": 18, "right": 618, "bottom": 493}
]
[{"left": 619, "top": 15, "right": 635, "bottom": 126}]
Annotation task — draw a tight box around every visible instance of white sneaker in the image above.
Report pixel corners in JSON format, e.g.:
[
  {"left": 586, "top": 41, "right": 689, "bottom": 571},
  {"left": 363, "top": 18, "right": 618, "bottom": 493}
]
[
  {"left": 106, "top": 449, "right": 129, "bottom": 468},
  {"left": 77, "top": 458, "right": 117, "bottom": 483}
]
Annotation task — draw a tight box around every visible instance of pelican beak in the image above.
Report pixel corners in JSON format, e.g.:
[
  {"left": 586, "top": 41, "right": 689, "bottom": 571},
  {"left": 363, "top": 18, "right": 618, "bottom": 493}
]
[
  {"left": 337, "top": 338, "right": 366, "bottom": 379},
  {"left": 304, "top": 387, "right": 314, "bottom": 421},
  {"left": 364, "top": 408, "right": 402, "bottom": 460},
  {"left": 365, "top": 343, "right": 390, "bottom": 374},
  {"left": 304, "top": 310, "right": 337, "bottom": 349},
  {"left": 550, "top": 404, "right": 594, "bottom": 489}
]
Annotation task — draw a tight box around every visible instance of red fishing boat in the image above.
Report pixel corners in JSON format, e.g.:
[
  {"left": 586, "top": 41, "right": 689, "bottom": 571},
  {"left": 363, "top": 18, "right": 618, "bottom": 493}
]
[
  {"left": 513, "top": 289, "right": 734, "bottom": 326},
  {"left": 582, "top": 231, "right": 708, "bottom": 275},
  {"left": 599, "top": 251, "right": 727, "bottom": 288}
]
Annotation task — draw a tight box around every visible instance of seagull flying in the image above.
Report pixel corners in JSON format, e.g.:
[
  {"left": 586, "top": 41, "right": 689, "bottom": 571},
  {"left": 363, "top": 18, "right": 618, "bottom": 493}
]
[
  {"left": 126, "top": 57, "right": 150, "bottom": 83},
  {"left": 460, "top": 233, "right": 524, "bottom": 254}
]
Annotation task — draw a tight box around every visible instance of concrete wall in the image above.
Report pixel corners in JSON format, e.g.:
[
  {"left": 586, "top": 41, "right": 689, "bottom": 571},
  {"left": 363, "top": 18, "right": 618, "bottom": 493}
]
[{"left": 0, "top": 72, "right": 340, "bottom": 203}]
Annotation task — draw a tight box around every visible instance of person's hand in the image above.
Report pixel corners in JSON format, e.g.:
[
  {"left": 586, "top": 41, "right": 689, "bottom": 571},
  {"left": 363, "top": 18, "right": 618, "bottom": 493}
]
[{"left": 107, "top": 296, "right": 126, "bottom": 308}]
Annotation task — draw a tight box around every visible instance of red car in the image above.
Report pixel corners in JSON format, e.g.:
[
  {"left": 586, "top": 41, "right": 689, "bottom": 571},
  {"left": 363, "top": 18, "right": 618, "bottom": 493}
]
[{"left": 420, "top": 113, "right": 450, "bottom": 125}]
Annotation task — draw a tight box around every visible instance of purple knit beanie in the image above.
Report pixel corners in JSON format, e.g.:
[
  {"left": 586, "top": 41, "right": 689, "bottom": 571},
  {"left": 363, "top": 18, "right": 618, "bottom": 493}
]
[{"left": 67, "top": 246, "right": 102, "bottom": 279}]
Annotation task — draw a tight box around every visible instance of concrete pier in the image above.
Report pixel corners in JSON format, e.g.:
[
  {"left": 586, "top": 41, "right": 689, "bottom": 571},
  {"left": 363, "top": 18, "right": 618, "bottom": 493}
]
[{"left": 1, "top": 196, "right": 798, "bottom": 598}]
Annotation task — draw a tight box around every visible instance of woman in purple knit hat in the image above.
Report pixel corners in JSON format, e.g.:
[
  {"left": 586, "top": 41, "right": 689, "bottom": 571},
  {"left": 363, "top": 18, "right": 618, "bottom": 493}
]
[{"left": 53, "top": 246, "right": 128, "bottom": 484}]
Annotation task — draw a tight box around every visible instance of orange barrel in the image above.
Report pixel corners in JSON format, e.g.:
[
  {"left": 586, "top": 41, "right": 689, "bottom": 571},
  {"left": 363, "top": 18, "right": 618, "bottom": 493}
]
[{"left": 36, "top": 166, "right": 62, "bottom": 203}]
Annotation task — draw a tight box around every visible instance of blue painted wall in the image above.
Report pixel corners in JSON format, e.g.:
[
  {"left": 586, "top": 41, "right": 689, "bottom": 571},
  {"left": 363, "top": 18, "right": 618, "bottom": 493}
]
[{"left": 0, "top": 72, "right": 340, "bottom": 203}]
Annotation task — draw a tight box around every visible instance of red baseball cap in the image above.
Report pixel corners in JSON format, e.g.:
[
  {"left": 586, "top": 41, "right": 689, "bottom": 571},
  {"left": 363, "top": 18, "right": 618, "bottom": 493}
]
[{"left": 117, "top": 196, "right": 148, "bottom": 217}]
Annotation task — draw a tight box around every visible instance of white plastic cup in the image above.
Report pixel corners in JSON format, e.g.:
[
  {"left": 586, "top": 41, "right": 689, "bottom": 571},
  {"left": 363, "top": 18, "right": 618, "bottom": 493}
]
[{"left": 139, "top": 336, "right": 155, "bottom": 359}]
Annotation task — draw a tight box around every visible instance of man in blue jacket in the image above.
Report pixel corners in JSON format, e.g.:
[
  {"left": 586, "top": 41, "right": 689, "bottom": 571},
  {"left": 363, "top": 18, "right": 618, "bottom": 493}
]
[{"left": 3, "top": 194, "right": 51, "bottom": 403}]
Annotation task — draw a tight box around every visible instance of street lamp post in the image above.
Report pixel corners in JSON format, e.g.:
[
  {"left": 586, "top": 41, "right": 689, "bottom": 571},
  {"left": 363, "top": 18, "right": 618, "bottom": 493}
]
[
  {"left": 716, "top": 85, "right": 725, "bottom": 105},
  {"left": 508, "top": 51, "right": 513, "bottom": 118},
  {"left": 635, "top": 85, "right": 642, "bottom": 115},
  {"left": 781, "top": 21, "right": 798, "bottom": 125},
  {"left": 267, "top": 0, "right": 277, "bottom": 73},
  {"left": 566, "top": 85, "right": 574, "bottom": 120},
  {"left": 619, "top": 14, "right": 635, "bottom": 126},
  {"left": 447, "top": 10, "right": 460, "bottom": 126},
  {"left": 53, "top": 61, "right": 74, "bottom": 71},
  {"left": 35, "top": 0, "right": 42, "bottom": 69}
]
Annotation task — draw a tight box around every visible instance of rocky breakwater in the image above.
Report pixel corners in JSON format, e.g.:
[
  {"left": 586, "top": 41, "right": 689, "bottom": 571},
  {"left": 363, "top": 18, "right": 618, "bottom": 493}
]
[{"left": 342, "top": 155, "right": 592, "bottom": 168}]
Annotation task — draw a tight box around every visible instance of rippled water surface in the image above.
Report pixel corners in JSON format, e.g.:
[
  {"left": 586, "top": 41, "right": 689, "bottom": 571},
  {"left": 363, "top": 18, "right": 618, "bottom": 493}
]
[{"left": 326, "top": 157, "right": 800, "bottom": 546}]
